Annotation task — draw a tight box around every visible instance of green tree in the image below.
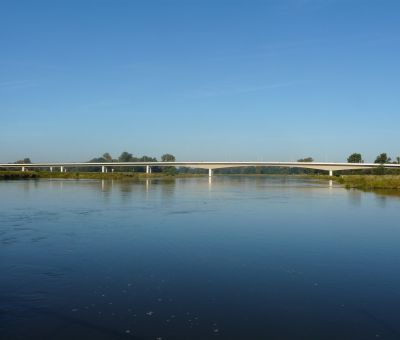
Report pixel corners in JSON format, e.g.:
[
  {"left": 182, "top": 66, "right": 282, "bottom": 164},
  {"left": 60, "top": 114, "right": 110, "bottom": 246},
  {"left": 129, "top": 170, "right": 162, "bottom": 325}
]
[
  {"left": 103, "top": 153, "right": 113, "bottom": 162},
  {"left": 374, "top": 153, "right": 391, "bottom": 164},
  {"left": 396, "top": 156, "right": 400, "bottom": 164},
  {"left": 118, "top": 152, "right": 133, "bottom": 162},
  {"left": 140, "top": 155, "right": 157, "bottom": 162},
  {"left": 347, "top": 153, "right": 363, "bottom": 163},
  {"left": 297, "top": 157, "right": 314, "bottom": 162},
  {"left": 161, "top": 153, "right": 176, "bottom": 174},
  {"left": 14, "top": 158, "right": 31, "bottom": 164},
  {"left": 161, "top": 153, "right": 176, "bottom": 162}
]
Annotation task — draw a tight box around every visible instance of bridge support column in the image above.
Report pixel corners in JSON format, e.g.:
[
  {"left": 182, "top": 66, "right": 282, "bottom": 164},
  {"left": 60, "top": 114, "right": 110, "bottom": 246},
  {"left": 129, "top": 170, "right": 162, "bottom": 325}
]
[
  {"left": 102, "top": 166, "right": 105, "bottom": 173},
  {"left": 146, "top": 165, "right": 151, "bottom": 174},
  {"left": 60, "top": 166, "right": 64, "bottom": 172},
  {"left": 50, "top": 166, "right": 53, "bottom": 172},
  {"left": 21, "top": 166, "right": 25, "bottom": 172},
  {"left": 329, "top": 170, "right": 333, "bottom": 177},
  {"left": 209, "top": 169, "right": 213, "bottom": 177}
]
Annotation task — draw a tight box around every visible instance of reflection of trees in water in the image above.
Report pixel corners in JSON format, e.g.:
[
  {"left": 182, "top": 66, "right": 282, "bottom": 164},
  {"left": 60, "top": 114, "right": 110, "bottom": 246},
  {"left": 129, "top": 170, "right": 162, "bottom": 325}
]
[
  {"left": 100, "top": 179, "right": 139, "bottom": 201},
  {"left": 97, "top": 178, "right": 178, "bottom": 201},
  {"left": 159, "top": 179, "right": 176, "bottom": 199},
  {"left": 347, "top": 187, "right": 400, "bottom": 208},
  {"left": 375, "top": 194, "right": 387, "bottom": 208},
  {"left": 100, "top": 180, "right": 112, "bottom": 203},
  {"left": 348, "top": 190, "right": 362, "bottom": 206},
  {"left": 373, "top": 189, "right": 400, "bottom": 199}
]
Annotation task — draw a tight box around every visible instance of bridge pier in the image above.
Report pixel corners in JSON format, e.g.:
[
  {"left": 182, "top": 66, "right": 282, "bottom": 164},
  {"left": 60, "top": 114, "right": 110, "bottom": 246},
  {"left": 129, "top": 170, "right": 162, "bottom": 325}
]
[
  {"left": 102, "top": 166, "right": 105, "bottom": 173},
  {"left": 60, "top": 166, "right": 64, "bottom": 172},
  {"left": 209, "top": 169, "right": 213, "bottom": 177},
  {"left": 50, "top": 166, "right": 53, "bottom": 172},
  {"left": 329, "top": 170, "right": 333, "bottom": 177},
  {"left": 146, "top": 165, "right": 152, "bottom": 174},
  {"left": 21, "top": 166, "right": 25, "bottom": 172}
]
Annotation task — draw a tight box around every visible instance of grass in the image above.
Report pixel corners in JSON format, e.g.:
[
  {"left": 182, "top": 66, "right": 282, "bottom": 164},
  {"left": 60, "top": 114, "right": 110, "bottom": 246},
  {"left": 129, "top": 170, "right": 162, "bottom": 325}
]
[
  {"left": 0, "top": 171, "right": 205, "bottom": 180},
  {"left": 335, "top": 175, "right": 400, "bottom": 190},
  {"left": 0, "top": 171, "right": 40, "bottom": 179}
]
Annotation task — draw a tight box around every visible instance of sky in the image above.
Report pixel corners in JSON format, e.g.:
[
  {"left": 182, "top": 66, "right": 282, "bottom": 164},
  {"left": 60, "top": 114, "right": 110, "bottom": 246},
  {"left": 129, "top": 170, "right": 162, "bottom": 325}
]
[{"left": 1, "top": 0, "right": 399, "bottom": 163}]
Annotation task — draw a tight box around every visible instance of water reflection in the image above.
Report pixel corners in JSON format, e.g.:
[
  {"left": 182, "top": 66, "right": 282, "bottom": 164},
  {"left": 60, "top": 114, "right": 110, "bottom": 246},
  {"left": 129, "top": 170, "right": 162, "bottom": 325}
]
[
  {"left": 16, "top": 176, "right": 368, "bottom": 198},
  {"left": 2, "top": 176, "right": 400, "bottom": 339},
  {"left": 348, "top": 189, "right": 363, "bottom": 206},
  {"left": 9, "top": 176, "right": 400, "bottom": 203}
]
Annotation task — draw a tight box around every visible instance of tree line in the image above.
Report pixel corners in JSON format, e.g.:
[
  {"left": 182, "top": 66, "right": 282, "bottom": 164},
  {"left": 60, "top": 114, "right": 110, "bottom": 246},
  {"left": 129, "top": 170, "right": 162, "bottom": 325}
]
[
  {"left": 8, "top": 151, "right": 400, "bottom": 175},
  {"left": 346, "top": 152, "right": 400, "bottom": 164},
  {"left": 86, "top": 152, "right": 177, "bottom": 174},
  {"left": 9, "top": 152, "right": 179, "bottom": 174}
]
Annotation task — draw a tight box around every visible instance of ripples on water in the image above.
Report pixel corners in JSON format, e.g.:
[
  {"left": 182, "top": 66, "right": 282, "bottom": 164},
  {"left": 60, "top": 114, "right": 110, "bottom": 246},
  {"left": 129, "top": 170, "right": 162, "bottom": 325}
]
[{"left": 1, "top": 177, "right": 400, "bottom": 339}]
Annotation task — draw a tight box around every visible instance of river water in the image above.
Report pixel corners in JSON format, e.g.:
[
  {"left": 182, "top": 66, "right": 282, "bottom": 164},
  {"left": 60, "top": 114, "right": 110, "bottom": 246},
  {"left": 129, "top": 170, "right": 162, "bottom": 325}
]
[{"left": 1, "top": 177, "right": 400, "bottom": 339}]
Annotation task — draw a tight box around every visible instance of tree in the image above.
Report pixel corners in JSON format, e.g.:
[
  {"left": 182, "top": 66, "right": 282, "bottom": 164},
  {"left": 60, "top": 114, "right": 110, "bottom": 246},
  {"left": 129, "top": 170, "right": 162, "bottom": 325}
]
[
  {"left": 396, "top": 156, "right": 400, "bottom": 164},
  {"left": 347, "top": 153, "right": 363, "bottom": 163},
  {"left": 161, "top": 153, "right": 176, "bottom": 174},
  {"left": 297, "top": 157, "right": 314, "bottom": 162},
  {"left": 14, "top": 158, "right": 31, "bottom": 164},
  {"left": 140, "top": 155, "right": 157, "bottom": 162},
  {"left": 118, "top": 152, "right": 133, "bottom": 162},
  {"left": 161, "top": 154, "right": 176, "bottom": 162},
  {"left": 374, "top": 153, "right": 391, "bottom": 164},
  {"left": 103, "top": 153, "right": 113, "bottom": 162}
]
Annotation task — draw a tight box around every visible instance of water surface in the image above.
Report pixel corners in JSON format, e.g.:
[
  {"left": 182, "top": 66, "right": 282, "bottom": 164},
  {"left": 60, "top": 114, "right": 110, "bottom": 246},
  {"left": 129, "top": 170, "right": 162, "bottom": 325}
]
[{"left": 1, "top": 176, "right": 400, "bottom": 339}]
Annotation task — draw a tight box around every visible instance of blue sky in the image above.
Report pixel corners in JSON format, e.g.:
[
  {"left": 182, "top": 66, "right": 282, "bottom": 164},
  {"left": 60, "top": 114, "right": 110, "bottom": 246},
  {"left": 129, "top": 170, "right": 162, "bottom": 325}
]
[{"left": 1, "top": 0, "right": 399, "bottom": 162}]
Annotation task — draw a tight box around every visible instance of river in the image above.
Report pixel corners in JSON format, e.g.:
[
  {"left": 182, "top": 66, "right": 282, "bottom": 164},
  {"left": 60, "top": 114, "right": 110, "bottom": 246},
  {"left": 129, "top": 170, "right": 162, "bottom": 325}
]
[{"left": 1, "top": 176, "right": 400, "bottom": 339}]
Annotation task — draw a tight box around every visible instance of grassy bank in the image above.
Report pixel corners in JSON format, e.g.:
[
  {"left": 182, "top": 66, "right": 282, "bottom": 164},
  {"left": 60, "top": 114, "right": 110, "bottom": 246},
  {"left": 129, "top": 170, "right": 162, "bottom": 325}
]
[
  {"left": 0, "top": 171, "right": 41, "bottom": 179},
  {"left": 334, "top": 175, "right": 400, "bottom": 190},
  {"left": 0, "top": 171, "right": 205, "bottom": 180}
]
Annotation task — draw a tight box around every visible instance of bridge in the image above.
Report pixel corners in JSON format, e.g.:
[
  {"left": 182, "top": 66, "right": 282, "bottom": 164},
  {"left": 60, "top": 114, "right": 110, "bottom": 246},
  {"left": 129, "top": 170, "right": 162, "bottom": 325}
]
[{"left": 1, "top": 161, "right": 399, "bottom": 177}]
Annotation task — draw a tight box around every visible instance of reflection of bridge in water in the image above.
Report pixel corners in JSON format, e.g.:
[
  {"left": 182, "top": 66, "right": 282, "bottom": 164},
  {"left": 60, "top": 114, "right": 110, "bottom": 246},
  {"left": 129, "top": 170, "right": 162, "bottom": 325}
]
[{"left": 1, "top": 161, "right": 400, "bottom": 177}]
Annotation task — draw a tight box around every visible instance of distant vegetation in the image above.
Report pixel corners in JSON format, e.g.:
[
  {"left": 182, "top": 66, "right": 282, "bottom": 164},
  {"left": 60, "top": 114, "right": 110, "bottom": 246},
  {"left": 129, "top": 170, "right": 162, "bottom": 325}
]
[
  {"left": 3, "top": 152, "right": 400, "bottom": 192},
  {"left": 344, "top": 152, "right": 400, "bottom": 175},
  {"left": 0, "top": 171, "right": 39, "bottom": 179},
  {"left": 336, "top": 175, "right": 400, "bottom": 190},
  {"left": 3, "top": 151, "right": 400, "bottom": 176},
  {"left": 86, "top": 152, "right": 167, "bottom": 173},
  {"left": 347, "top": 153, "right": 363, "bottom": 163},
  {"left": 14, "top": 158, "right": 32, "bottom": 164}
]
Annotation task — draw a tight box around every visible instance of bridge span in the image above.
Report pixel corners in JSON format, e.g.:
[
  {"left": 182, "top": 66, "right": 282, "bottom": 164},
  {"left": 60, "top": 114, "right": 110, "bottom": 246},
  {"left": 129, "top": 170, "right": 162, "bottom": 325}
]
[{"left": 1, "top": 161, "right": 399, "bottom": 177}]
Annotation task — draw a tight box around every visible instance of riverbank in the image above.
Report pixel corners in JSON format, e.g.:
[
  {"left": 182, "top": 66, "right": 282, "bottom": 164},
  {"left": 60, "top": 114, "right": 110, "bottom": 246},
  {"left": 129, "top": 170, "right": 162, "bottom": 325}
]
[
  {"left": 0, "top": 171, "right": 204, "bottom": 180},
  {"left": 310, "top": 174, "right": 400, "bottom": 190},
  {"left": 334, "top": 175, "right": 400, "bottom": 190},
  {"left": 2, "top": 171, "right": 400, "bottom": 191}
]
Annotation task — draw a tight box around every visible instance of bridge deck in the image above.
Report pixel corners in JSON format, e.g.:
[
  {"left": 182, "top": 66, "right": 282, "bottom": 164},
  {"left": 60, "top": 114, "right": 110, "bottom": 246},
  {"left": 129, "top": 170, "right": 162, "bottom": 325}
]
[{"left": 1, "top": 161, "right": 399, "bottom": 173}]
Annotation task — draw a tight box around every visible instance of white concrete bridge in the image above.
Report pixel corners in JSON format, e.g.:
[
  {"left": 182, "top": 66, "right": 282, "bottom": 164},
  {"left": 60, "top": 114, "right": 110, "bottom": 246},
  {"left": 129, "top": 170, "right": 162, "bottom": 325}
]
[{"left": 1, "top": 161, "right": 399, "bottom": 177}]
